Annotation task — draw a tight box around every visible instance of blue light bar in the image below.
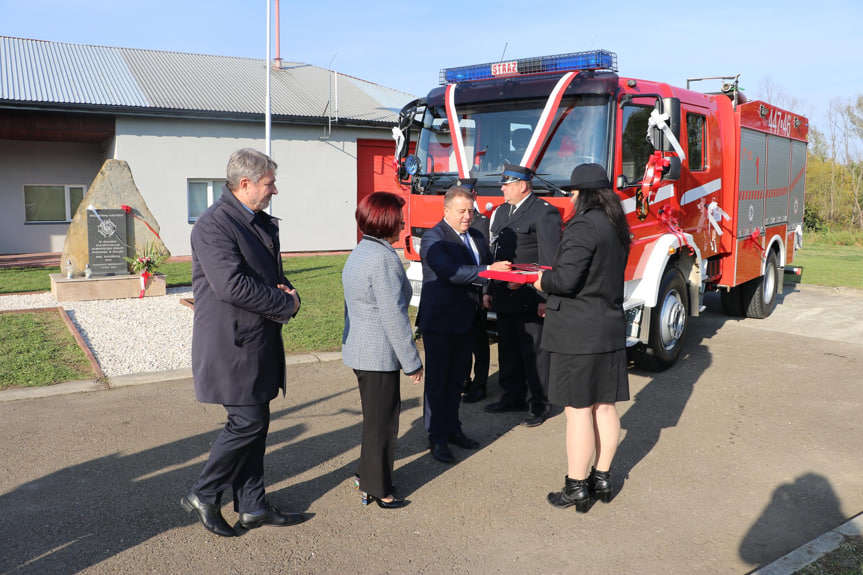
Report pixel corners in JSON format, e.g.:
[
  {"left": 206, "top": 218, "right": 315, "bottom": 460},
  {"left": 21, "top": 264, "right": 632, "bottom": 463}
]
[{"left": 440, "top": 50, "right": 618, "bottom": 85}]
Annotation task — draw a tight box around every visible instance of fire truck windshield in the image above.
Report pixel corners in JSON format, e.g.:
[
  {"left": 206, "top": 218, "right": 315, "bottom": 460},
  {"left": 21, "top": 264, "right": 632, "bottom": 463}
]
[{"left": 413, "top": 94, "right": 612, "bottom": 195}]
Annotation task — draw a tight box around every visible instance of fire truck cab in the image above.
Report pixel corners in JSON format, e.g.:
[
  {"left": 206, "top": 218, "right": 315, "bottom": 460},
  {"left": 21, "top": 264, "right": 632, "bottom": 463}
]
[{"left": 394, "top": 50, "right": 807, "bottom": 371}]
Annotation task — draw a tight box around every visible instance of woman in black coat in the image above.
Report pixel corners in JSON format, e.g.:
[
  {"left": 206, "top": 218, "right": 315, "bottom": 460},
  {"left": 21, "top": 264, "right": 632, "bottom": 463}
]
[{"left": 533, "top": 163, "right": 632, "bottom": 513}]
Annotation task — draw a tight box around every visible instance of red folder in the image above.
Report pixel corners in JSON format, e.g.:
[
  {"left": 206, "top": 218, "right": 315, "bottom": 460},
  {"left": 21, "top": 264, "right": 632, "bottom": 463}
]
[{"left": 479, "top": 264, "right": 551, "bottom": 284}]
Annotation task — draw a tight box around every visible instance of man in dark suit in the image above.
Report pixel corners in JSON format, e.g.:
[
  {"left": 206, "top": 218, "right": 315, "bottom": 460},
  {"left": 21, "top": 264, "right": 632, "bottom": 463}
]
[
  {"left": 181, "top": 148, "right": 309, "bottom": 537},
  {"left": 459, "top": 177, "right": 491, "bottom": 403},
  {"left": 485, "top": 163, "right": 562, "bottom": 427},
  {"left": 418, "top": 186, "right": 511, "bottom": 463}
]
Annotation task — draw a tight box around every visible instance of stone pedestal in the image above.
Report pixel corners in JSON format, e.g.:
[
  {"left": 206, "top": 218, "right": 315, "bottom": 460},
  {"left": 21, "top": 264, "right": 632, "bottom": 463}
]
[{"left": 50, "top": 273, "right": 166, "bottom": 302}]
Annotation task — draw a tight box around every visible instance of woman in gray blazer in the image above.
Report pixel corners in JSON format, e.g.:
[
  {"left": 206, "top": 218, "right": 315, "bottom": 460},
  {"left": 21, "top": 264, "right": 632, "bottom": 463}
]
[
  {"left": 342, "top": 192, "right": 423, "bottom": 509},
  {"left": 533, "top": 163, "right": 631, "bottom": 513}
]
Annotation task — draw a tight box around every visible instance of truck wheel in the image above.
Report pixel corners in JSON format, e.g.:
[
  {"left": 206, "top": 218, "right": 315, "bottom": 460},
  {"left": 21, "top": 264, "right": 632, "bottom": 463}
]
[
  {"left": 745, "top": 251, "right": 779, "bottom": 319},
  {"left": 631, "top": 268, "right": 689, "bottom": 371}
]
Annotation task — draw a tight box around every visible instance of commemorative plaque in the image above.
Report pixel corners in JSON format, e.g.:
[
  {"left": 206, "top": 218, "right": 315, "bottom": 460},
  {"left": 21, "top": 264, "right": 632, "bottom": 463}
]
[{"left": 87, "top": 209, "right": 129, "bottom": 276}]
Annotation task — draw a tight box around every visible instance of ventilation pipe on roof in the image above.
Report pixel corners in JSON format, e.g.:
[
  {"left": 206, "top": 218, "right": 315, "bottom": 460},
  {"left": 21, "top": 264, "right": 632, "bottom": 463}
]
[{"left": 322, "top": 55, "right": 339, "bottom": 139}]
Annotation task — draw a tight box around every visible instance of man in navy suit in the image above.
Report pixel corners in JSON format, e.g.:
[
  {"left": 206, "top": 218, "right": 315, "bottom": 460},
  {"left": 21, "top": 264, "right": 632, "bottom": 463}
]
[
  {"left": 181, "top": 149, "right": 309, "bottom": 536},
  {"left": 418, "top": 186, "right": 511, "bottom": 463}
]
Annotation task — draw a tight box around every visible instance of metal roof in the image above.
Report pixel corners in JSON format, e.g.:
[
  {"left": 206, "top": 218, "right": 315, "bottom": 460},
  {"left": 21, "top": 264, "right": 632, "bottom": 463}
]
[{"left": 0, "top": 36, "right": 414, "bottom": 125}]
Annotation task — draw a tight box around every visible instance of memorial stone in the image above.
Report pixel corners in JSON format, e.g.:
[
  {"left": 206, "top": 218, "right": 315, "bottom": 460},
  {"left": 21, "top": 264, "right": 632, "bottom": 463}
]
[{"left": 62, "top": 159, "right": 170, "bottom": 275}]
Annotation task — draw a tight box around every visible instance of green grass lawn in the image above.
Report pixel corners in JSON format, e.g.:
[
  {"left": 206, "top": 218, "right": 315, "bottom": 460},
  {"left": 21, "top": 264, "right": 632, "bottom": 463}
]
[
  {"left": 790, "top": 242, "right": 863, "bottom": 290},
  {"left": 281, "top": 254, "right": 348, "bottom": 353},
  {"left": 0, "top": 310, "right": 95, "bottom": 389}
]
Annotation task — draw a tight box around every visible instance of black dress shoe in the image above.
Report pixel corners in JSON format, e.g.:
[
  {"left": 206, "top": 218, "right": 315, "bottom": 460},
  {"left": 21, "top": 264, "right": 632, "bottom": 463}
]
[
  {"left": 449, "top": 433, "right": 480, "bottom": 450},
  {"left": 181, "top": 492, "right": 236, "bottom": 537},
  {"left": 238, "top": 503, "right": 310, "bottom": 529},
  {"left": 484, "top": 400, "right": 528, "bottom": 413},
  {"left": 462, "top": 386, "right": 486, "bottom": 403},
  {"left": 362, "top": 493, "right": 409, "bottom": 509},
  {"left": 430, "top": 443, "right": 456, "bottom": 463},
  {"left": 522, "top": 407, "right": 551, "bottom": 427}
]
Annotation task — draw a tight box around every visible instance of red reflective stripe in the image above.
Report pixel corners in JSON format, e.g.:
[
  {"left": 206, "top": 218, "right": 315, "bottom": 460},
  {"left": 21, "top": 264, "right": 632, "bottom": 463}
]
[
  {"left": 522, "top": 72, "right": 577, "bottom": 169},
  {"left": 445, "top": 84, "right": 470, "bottom": 178}
]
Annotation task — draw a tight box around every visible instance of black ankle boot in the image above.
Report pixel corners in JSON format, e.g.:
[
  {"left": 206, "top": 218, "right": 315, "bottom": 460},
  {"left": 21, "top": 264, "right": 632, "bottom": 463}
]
[
  {"left": 588, "top": 467, "right": 612, "bottom": 503},
  {"left": 547, "top": 476, "right": 590, "bottom": 512}
]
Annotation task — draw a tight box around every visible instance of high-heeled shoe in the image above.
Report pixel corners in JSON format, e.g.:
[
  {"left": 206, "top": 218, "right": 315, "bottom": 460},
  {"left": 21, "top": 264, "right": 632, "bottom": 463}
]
[
  {"left": 547, "top": 476, "right": 590, "bottom": 513},
  {"left": 588, "top": 467, "right": 613, "bottom": 503},
  {"left": 361, "top": 492, "right": 408, "bottom": 509}
]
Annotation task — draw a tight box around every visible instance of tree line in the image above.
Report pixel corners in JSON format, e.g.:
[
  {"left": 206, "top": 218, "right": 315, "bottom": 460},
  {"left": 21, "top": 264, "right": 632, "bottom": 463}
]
[{"left": 805, "top": 96, "right": 863, "bottom": 233}]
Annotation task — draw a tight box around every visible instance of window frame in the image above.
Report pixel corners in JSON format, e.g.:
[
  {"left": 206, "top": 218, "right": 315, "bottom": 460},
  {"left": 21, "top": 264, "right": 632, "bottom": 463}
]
[
  {"left": 23, "top": 184, "right": 88, "bottom": 223},
  {"left": 686, "top": 113, "right": 707, "bottom": 172},
  {"left": 187, "top": 179, "right": 226, "bottom": 223}
]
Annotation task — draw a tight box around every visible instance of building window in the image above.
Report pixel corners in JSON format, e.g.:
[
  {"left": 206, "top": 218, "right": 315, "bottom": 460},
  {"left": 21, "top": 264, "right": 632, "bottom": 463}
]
[
  {"left": 687, "top": 114, "right": 706, "bottom": 171},
  {"left": 24, "top": 184, "right": 86, "bottom": 223},
  {"left": 188, "top": 180, "right": 226, "bottom": 222}
]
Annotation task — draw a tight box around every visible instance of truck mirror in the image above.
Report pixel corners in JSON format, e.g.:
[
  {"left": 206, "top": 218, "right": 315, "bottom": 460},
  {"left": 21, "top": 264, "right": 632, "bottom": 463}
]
[
  {"left": 661, "top": 97, "right": 681, "bottom": 153},
  {"left": 663, "top": 156, "right": 681, "bottom": 181},
  {"left": 616, "top": 174, "right": 630, "bottom": 189}
]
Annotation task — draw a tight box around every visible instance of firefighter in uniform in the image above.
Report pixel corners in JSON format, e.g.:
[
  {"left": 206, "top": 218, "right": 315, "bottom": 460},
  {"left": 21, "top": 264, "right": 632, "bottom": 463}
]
[{"left": 485, "top": 163, "right": 562, "bottom": 427}]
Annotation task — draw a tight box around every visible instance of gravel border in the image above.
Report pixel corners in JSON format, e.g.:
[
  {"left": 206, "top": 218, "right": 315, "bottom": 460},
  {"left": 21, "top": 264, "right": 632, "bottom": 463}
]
[{"left": 0, "top": 288, "right": 194, "bottom": 377}]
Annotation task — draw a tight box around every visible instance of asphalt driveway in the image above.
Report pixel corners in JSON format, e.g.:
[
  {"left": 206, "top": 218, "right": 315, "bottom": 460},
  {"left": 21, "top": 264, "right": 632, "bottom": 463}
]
[{"left": 0, "top": 283, "right": 861, "bottom": 574}]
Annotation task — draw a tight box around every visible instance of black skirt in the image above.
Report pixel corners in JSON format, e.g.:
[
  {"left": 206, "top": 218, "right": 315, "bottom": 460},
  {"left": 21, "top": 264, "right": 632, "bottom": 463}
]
[{"left": 548, "top": 349, "right": 630, "bottom": 408}]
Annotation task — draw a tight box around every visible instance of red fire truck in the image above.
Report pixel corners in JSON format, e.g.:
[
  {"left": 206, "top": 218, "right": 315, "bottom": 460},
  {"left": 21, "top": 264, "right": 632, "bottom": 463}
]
[{"left": 393, "top": 50, "right": 807, "bottom": 370}]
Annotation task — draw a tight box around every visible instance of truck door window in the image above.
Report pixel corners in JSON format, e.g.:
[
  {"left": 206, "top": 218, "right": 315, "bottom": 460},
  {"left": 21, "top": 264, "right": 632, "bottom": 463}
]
[
  {"left": 687, "top": 113, "right": 706, "bottom": 171},
  {"left": 620, "top": 104, "right": 655, "bottom": 183},
  {"left": 536, "top": 96, "right": 611, "bottom": 181}
]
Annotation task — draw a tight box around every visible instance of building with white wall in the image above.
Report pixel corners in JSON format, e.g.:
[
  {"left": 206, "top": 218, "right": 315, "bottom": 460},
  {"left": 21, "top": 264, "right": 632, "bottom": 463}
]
[{"left": 0, "top": 36, "right": 415, "bottom": 256}]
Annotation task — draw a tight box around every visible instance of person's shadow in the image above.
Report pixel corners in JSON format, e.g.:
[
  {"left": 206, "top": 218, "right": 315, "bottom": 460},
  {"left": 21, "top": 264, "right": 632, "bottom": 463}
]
[
  {"left": 739, "top": 473, "right": 852, "bottom": 570},
  {"left": 612, "top": 290, "right": 730, "bottom": 498},
  {"left": 0, "top": 385, "right": 362, "bottom": 574}
]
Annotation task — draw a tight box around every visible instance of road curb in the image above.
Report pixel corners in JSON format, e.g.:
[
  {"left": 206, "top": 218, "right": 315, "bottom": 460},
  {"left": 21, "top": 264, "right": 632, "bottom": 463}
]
[{"left": 749, "top": 512, "right": 863, "bottom": 575}]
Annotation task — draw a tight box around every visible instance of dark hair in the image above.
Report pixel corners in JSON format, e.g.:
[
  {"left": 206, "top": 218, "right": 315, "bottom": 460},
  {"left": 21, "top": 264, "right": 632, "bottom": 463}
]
[
  {"left": 356, "top": 192, "right": 405, "bottom": 238},
  {"left": 444, "top": 186, "right": 474, "bottom": 206},
  {"left": 574, "top": 188, "right": 632, "bottom": 251}
]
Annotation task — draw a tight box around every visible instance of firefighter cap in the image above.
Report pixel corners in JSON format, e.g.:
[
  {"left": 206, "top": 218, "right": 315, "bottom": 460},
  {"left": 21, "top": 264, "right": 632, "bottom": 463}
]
[
  {"left": 456, "top": 177, "right": 478, "bottom": 191},
  {"left": 498, "top": 163, "right": 534, "bottom": 184},
  {"left": 562, "top": 163, "right": 611, "bottom": 191}
]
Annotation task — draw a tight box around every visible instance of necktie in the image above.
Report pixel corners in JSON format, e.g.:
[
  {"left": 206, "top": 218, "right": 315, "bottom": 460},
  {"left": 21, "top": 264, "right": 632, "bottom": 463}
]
[{"left": 461, "top": 233, "right": 478, "bottom": 264}]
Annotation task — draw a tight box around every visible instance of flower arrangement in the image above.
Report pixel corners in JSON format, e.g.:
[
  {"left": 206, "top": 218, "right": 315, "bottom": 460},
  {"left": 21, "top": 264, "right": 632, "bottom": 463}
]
[{"left": 124, "top": 242, "right": 169, "bottom": 297}]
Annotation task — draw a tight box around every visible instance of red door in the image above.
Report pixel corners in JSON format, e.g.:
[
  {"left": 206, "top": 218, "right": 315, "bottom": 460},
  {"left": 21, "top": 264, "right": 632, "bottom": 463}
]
[{"left": 356, "top": 139, "right": 413, "bottom": 247}]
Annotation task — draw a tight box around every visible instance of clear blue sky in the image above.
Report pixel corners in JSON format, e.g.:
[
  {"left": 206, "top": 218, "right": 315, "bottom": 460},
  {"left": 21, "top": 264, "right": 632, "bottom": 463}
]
[{"left": 1, "top": 0, "right": 860, "bottom": 132}]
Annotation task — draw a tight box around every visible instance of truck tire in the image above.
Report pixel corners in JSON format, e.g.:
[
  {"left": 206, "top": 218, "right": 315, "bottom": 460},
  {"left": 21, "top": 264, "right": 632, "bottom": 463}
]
[
  {"left": 744, "top": 251, "right": 779, "bottom": 319},
  {"left": 630, "top": 268, "right": 689, "bottom": 371}
]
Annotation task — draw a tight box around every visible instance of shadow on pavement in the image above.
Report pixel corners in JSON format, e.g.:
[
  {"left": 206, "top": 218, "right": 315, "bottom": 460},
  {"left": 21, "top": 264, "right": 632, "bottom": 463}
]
[{"left": 740, "top": 473, "right": 848, "bottom": 569}]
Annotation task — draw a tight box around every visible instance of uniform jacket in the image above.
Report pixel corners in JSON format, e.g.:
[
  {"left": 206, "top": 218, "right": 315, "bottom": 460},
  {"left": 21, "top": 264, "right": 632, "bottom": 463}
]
[
  {"left": 190, "top": 188, "right": 298, "bottom": 405},
  {"left": 341, "top": 235, "right": 422, "bottom": 374},
  {"left": 539, "top": 207, "right": 627, "bottom": 355},
  {"left": 418, "top": 219, "right": 493, "bottom": 334},
  {"left": 489, "top": 193, "right": 562, "bottom": 314}
]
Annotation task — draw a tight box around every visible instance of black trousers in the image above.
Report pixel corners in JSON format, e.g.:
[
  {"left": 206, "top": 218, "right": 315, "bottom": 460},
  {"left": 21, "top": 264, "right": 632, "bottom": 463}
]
[
  {"left": 192, "top": 403, "right": 270, "bottom": 514},
  {"left": 468, "top": 311, "right": 490, "bottom": 386},
  {"left": 355, "top": 369, "right": 401, "bottom": 499},
  {"left": 422, "top": 329, "right": 472, "bottom": 445},
  {"left": 496, "top": 312, "right": 550, "bottom": 415}
]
